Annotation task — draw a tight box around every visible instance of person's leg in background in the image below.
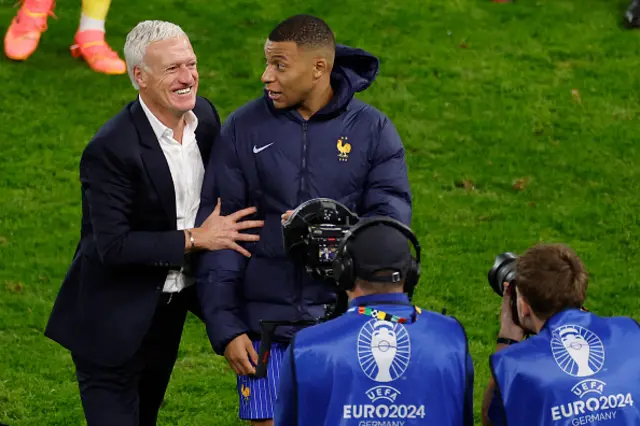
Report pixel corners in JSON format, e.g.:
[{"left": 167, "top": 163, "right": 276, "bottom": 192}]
[
  {"left": 625, "top": 0, "right": 640, "bottom": 28},
  {"left": 70, "top": 0, "right": 126, "bottom": 74},
  {"left": 4, "top": 0, "right": 125, "bottom": 75},
  {"left": 4, "top": 0, "right": 56, "bottom": 61}
]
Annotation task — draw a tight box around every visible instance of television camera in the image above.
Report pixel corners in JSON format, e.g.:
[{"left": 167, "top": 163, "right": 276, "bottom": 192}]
[{"left": 254, "top": 198, "right": 359, "bottom": 377}]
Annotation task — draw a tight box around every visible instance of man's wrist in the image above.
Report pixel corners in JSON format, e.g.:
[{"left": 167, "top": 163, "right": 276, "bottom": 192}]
[
  {"left": 186, "top": 229, "right": 196, "bottom": 251},
  {"left": 190, "top": 227, "right": 209, "bottom": 251},
  {"left": 498, "top": 328, "right": 524, "bottom": 341},
  {"left": 496, "top": 336, "right": 520, "bottom": 346},
  {"left": 184, "top": 228, "right": 199, "bottom": 252}
]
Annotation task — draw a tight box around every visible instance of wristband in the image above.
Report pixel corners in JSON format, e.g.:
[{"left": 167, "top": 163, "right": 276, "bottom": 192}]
[
  {"left": 186, "top": 229, "right": 195, "bottom": 250},
  {"left": 497, "top": 337, "right": 520, "bottom": 345}
]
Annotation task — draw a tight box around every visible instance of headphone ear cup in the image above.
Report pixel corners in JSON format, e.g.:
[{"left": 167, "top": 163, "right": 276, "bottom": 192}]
[
  {"left": 332, "top": 258, "right": 345, "bottom": 287},
  {"left": 404, "top": 257, "right": 420, "bottom": 290},
  {"left": 339, "top": 253, "right": 355, "bottom": 291}
]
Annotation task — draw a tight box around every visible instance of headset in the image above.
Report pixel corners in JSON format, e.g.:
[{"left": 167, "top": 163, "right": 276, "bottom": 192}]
[{"left": 331, "top": 216, "right": 421, "bottom": 298}]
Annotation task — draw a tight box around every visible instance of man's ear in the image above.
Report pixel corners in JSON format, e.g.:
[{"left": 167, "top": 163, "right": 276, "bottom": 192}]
[
  {"left": 134, "top": 64, "right": 147, "bottom": 89},
  {"left": 313, "top": 57, "right": 329, "bottom": 79},
  {"left": 517, "top": 293, "right": 531, "bottom": 318}
]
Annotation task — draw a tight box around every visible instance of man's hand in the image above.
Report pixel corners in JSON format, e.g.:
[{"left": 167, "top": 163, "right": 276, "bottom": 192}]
[
  {"left": 499, "top": 282, "right": 525, "bottom": 342},
  {"left": 188, "top": 198, "right": 264, "bottom": 257},
  {"left": 281, "top": 210, "right": 294, "bottom": 224},
  {"left": 481, "top": 282, "right": 523, "bottom": 426},
  {"left": 224, "top": 333, "right": 259, "bottom": 376}
]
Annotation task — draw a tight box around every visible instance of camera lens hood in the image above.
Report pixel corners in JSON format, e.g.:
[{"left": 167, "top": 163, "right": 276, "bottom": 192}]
[
  {"left": 282, "top": 198, "right": 359, "bottom": 258},
  {"left": 488, "top": 252, "right": 518, "bottom": 296}
]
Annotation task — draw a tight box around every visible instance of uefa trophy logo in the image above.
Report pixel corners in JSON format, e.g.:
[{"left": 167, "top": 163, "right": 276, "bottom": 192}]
[
  {"left": 358, "top": 319, "right": 411, "bottom": 383},
  {"left": 551, "top": 325, "right": 605, "bottom": 378}
]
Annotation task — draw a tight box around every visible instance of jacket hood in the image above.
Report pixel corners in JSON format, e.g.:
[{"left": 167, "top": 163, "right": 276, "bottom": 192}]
[
  {"left": 264, "top": 43, "right": 380, "bottom": 118},
  {"left": 330, "top": 43, "right": 379, "bottom": 102},
  {"left": 314, "top": 43, "right": 379, "bottom": 116}
]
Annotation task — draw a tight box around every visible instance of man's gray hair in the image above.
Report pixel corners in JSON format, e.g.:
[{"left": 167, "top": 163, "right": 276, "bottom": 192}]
[{"left": 124, "top": 20, "right": 188, "bottom": 89}]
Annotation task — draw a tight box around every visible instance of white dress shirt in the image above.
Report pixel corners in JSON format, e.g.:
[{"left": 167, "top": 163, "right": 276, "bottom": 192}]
[{"left": 139, "top": 96, "right": 205, "bottom": 293}]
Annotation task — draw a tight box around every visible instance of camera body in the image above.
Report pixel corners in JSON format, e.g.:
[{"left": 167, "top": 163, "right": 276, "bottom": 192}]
[
  {"left": 254, "top": 199, "right": 358, "bottom": 378},
  {"left": 282, "top": 198, "right": 360, "bottom": 284},
  {"left": 488, "top": 252, "right": 520, "bottom": 326},
  {"left": 302, "top": 222, "right": 354, "bottom": 280}
]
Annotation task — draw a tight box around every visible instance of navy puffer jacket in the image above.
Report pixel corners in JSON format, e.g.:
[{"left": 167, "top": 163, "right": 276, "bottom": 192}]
[{"left": 196, "top": 44, "right": 412, "bottom": 355}]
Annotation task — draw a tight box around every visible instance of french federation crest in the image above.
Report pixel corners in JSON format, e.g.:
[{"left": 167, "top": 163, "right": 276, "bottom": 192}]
[{"left": 337, "top": 136, "right": 351, "bottom": 161}]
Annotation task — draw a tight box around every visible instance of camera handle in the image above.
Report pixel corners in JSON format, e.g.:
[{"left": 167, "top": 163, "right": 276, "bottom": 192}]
[
  {"left": 323, "top": 291, "right": 349, "bottom": 321},
  {"left": 253, "top": 319, "right": 319, "bottom": 379}
]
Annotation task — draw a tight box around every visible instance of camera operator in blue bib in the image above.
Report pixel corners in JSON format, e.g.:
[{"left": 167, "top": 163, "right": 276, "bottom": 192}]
[
  {"left": 482, "top": 243, "right": 640, "bottom": 426},
  {"left": 274, "top": 217, "right": 474, "bottom": 426}
]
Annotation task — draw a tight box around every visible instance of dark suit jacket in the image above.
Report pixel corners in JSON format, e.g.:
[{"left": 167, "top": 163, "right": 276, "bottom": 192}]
[{"left": 45, "top": 96, "right": 221, "bottom": 367}]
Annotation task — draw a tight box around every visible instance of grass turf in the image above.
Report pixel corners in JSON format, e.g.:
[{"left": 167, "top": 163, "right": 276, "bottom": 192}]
[{"left": 1, "top": 0, "right": 640, "bottom": 424}]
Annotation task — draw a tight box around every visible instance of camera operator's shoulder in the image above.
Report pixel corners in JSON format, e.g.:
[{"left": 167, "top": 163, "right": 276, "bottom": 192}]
[
  {"left": 418, "top": 310, "right": 470, "bottom": 342},
  {"left": 492, "top": 333, "right": 549, "bottom": 363},
  {"left": 422, "top": 310, "right": 466, "bottom": 329},
  {"left": 606, "top": 314, "right": 640, "bottom": 329},
  {"left": 292, "top": 316, "right": 356, "bottom": 348}
]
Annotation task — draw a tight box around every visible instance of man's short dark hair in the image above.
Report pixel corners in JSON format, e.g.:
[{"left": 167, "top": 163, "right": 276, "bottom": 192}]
[
  {"left": 516, "top": 243, "right": 588, "bottom": 320},
  {"left": 268, "top": 14, "right": 336, "bottom": 51},
  {"left": 356, "top": 270, "right": 406, "bottom": 294}
]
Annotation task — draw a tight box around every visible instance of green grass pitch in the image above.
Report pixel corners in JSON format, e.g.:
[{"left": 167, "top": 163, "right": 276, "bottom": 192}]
[{"left": 1, "top": 0, "right": 639, "bottom": 424}]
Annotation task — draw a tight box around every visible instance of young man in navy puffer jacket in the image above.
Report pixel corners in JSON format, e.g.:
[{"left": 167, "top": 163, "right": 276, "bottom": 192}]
[{"left": 195, "top": 14, "right": 412, "bottom": 426}]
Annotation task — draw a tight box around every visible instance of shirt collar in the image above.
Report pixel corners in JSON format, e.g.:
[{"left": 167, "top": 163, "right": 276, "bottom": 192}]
[
  {"left": 138, "top": 94, "right": 198, "bottom": 141},
  {"left": 348, "top": 292, "right": 410, "bottom": 308}
]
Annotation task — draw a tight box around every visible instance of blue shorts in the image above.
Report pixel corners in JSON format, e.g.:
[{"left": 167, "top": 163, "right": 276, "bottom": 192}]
[{"left": 236, "top": 340, "right": 286, "bottom": 420}]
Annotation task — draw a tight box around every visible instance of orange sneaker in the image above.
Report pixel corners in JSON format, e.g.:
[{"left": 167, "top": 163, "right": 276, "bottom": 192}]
[
  {"left": 70, "top": 29, "right": 126, "bottom": 75},
  {"left": 4, "top": 0, "right": 56, "bottom": 61}
]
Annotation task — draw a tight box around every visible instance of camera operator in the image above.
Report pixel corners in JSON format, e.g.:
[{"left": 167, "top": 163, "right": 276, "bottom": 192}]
[
  {"left": 482, "top": 243, "right": 640, "bottom": 426},
  {"left": 274, "top": 218, "right": 474, "bottom": 426}
]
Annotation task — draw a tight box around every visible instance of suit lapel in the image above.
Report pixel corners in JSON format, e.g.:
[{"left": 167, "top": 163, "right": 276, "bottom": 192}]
[
  {"left": 131, "top": 100, "right": 177, "bottom": 226},
  {"left": 193, "top": 98, "right": 217, "bottom": 166},
  {"left": 194, "top": 127, "right": 210, "bottom": 165}
]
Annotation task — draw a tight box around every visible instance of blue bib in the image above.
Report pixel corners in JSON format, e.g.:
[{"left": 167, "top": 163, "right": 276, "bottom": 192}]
[
  {"left": 491, "top": 309, "right": 640, "bottom": 425},
  {"left": 288, "top": 294, "right": 473, "bottom": 425}
]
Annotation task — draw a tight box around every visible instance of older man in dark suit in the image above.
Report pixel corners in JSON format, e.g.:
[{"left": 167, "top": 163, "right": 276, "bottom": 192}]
[{"left": 44, "top": 20, "right": 264, "bottom": 426}]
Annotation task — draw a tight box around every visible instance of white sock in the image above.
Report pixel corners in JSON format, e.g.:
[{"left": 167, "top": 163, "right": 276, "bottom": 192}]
[{"left": 78, "top": 13, "right": 105, "bottom": 32}]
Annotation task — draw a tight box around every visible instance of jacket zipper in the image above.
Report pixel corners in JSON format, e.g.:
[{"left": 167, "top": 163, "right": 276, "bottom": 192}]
[
  {"left": 296, "top": 121, "right": 308, "bottom": 316},
  {"left": 298, "top": 121, "right": 308, "bottom": 202}
]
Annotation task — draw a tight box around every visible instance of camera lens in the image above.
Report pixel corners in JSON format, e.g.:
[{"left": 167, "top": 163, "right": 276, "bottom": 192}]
[{"left": 488, "top": 252, "right": 518, "bottom": 296}]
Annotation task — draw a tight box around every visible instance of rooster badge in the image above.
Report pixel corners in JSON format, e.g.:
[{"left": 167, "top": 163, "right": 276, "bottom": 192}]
[{"left": 337, "top": 136, "right": 351, "bottom": 161}]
